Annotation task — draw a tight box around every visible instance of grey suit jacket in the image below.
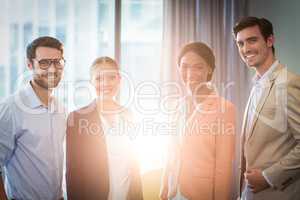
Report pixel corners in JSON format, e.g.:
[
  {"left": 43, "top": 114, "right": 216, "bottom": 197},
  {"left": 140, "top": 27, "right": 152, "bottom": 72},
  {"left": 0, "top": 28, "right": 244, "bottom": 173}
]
[{"left": 238, "top": 64, "right": 300, "bottom": 200}]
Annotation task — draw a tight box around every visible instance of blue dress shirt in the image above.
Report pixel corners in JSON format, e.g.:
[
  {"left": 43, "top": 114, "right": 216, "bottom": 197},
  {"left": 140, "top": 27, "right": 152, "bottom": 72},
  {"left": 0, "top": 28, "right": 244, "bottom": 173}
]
[{"left": 0, "top": 82, "right": 66, "bottom": 200}]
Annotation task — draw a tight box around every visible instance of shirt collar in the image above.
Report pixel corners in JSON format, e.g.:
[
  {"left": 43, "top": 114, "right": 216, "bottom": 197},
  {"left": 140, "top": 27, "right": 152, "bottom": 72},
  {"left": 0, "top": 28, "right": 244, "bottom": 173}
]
[
  {"left": 23, "top": 81, "right": 60, "bottom": 112},
  {"left": 252, "top": 60, "right": 279, "bottom": 85},
  {"left": 23, "top": 81, "right": 44, "bottom": 109}
]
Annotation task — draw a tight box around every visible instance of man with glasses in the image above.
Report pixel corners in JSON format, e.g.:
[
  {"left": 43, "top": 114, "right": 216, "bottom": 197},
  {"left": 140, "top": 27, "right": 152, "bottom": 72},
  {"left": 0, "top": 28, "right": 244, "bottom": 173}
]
[{"left": 0, "top": 36, "right": 66, "bottom": 200}]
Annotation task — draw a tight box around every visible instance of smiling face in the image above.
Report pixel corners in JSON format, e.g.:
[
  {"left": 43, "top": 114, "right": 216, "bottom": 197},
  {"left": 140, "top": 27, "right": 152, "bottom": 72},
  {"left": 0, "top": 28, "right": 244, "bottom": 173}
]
[
  {"left": 90, "top": 64, "right": 120, "bottom": 100},
  {"left": 179, "top": 51, "right": 212, "bottom": 94},
  {"left": 28, "top": 46, "right": 64, "bottom": 89},
  {"left": 236, "top": 25, "right": 274, "bottom": 71}
]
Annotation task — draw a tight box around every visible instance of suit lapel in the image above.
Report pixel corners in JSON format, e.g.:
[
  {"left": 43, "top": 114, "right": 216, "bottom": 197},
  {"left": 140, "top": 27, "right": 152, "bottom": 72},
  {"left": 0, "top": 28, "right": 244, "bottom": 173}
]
[
  {"left": 241, "top": 90, "right": 252, "bottom": 140},
  {"left": 88, "top": 100, "right": 105, "bottom": 136},
  {"left": 246, "top": 64, "right": 284, "bottom": 141}
]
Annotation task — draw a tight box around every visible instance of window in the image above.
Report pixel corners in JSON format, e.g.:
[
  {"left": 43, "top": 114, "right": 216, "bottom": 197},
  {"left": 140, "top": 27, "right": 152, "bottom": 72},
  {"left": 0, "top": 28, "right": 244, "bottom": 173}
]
[
  {"left": 121, "top": 0, "right": 164, "bottom": 173},
  {"left": 0, "top": 0, "right": 164, "bottom": 173}
]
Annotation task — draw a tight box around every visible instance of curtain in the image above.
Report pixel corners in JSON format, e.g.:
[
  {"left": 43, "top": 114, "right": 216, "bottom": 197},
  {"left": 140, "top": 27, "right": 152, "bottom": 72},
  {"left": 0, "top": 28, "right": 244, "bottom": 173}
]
[{"left": 160, "top": 0, "right": 250, "bottom": 198}]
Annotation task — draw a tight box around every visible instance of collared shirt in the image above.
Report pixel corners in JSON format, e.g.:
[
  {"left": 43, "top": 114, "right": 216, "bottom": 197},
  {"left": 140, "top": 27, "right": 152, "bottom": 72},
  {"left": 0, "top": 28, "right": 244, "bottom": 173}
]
[
  {"left": 246, "top": 60, "right": 279, "bottom": 136},
  {"left": 0, "top": 82, "right": 66, "bottom": 200}
]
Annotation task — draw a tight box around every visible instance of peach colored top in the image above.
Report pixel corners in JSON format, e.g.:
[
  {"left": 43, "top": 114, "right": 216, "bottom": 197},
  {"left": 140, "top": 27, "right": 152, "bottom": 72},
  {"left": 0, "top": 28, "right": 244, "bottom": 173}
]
[{"left": 179, "top": 95, "right": 235, "bottom": 200}]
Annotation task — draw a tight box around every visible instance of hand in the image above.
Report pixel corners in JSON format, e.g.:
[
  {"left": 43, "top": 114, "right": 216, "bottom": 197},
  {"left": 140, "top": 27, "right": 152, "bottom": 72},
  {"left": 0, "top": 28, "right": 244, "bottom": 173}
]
[
  {"left": 159, "top": 186, "right": 168, "bottom": 200},
  {"left": 244, "top": 169, "right": 270, "bottom": 193}
]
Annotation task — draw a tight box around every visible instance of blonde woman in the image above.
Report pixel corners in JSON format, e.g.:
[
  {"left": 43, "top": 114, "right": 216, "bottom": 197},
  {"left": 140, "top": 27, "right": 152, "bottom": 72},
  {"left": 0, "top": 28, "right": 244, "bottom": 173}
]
[{"left": 66, "top": 57, "right": 143, "bottom": 200}]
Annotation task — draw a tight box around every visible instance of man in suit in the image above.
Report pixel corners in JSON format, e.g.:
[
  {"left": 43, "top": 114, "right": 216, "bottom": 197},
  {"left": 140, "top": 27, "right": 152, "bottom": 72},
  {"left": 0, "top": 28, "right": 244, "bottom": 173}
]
[{"left": 233, "top": 16, "right": 300, "bottom": 200}]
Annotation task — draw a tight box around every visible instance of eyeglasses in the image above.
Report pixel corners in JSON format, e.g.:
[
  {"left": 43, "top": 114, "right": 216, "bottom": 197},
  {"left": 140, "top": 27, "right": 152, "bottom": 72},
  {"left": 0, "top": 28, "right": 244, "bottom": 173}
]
[{"left": 33, "top": 58, "right": 66, "bottom": 70}]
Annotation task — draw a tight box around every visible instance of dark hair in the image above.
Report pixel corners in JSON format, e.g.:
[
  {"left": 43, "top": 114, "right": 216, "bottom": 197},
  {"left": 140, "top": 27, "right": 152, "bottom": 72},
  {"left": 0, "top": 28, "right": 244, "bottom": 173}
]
[
  {"left": 26, "top": 36, "right": 64, "bottom": 61},
  {"left": 233, "top": 16, "right": 275, "bottom": 53},
  {"left": 90, "top": 56, "right": 119, "bottom": 76},
  {"left": 178, "top": 42, "right": 215, "bottom": 81}
]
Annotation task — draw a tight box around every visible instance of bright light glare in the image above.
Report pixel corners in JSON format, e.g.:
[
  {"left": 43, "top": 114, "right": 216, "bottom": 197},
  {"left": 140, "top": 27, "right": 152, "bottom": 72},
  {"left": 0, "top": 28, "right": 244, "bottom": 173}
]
[{"left": 131, "top": 112, "right": 169, "bottom": 174}]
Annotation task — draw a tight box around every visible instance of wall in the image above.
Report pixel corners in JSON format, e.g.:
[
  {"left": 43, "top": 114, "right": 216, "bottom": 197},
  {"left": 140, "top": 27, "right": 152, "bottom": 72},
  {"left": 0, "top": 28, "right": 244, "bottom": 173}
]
[{"left": 248, "top": 0, "right": 300, "bottom": 74}]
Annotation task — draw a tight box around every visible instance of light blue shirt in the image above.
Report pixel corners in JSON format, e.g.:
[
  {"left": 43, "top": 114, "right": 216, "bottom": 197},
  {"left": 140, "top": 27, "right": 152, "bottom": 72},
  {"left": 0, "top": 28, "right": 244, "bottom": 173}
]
[
  {"left": 246, "top": 60, "right": 279, "bottom": 135},
  {"left": 0, "top": 82, "right": 66, "bottom": 200}
]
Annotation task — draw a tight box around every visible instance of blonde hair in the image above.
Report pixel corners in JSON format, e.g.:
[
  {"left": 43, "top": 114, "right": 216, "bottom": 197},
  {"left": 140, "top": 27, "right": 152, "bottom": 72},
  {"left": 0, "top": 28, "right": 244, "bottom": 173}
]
[{"left": 90, "top": 56, "right": 119, "bottom": 77}]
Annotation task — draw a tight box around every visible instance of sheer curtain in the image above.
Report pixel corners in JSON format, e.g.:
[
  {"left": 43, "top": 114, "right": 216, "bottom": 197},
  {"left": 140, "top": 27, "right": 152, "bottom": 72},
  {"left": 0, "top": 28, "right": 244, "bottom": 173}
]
[{"left": 160, "top": 0, "right": 250, "bottom": 198}]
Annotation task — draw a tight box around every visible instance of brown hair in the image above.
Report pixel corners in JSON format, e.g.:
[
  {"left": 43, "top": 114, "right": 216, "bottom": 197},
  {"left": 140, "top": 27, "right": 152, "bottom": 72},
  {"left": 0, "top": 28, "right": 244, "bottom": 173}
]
[
  {"left": 233, "top": 16, "right": 275, "bottom": 53},
  {"left": 26, "top": 36, "right": 64, "bottom": 61},
  {"left": 178, "top": 42, "right": 215, "bottom": 81}
]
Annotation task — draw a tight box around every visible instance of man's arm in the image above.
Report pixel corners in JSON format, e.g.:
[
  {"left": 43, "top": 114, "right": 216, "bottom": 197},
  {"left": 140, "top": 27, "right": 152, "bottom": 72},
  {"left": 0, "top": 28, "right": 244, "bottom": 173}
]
[
  {"left": 263, "top": 73, "right": 300, "bottom": 189},
  {"left": 0, "top": 101, "right": 16, "bottom": 200}
]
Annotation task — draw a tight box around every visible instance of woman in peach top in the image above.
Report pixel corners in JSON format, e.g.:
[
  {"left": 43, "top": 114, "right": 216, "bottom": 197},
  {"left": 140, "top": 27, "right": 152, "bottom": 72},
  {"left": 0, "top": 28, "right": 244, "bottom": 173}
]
[{"left": 160, "top": 42, "right": 236, "bottom": 200}]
